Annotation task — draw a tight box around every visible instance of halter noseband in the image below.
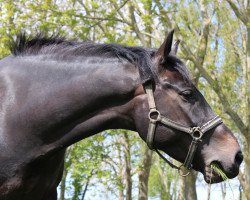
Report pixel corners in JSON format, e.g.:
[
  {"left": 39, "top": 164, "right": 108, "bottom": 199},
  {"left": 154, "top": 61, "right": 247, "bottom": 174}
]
[{"left": 144, "top": 84, "right": 223, "bottom": 176}]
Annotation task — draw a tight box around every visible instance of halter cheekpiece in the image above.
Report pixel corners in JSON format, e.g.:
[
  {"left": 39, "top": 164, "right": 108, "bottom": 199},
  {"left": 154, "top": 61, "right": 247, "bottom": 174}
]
[{"left": 144, "top": 83, "right": 223, "bottom": 176}]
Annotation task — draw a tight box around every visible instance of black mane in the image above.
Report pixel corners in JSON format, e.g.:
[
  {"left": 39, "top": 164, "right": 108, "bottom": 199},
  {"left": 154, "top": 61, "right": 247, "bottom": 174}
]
[
  {"left": 10, "top": 34, "right": 66, "bottom": 56},
  {"left": 9, "top": 33, "right": 190, "bottom": 83},
  {"left": 10, "top": 33, "right": 158, "bottom": 84}
]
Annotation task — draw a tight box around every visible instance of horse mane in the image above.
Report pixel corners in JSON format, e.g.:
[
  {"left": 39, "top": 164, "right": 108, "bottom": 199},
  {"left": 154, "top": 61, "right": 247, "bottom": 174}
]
[
  {"left": 9, "top": 33, "right": 190, "bottom": 83},
  {"left": 9, "top": 33, "right": 71, "bottom": 56}
]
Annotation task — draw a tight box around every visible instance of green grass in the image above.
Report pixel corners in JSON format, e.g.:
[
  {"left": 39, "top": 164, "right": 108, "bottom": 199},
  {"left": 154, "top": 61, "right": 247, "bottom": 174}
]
[{"left": 210, "top": 163, "right": 229, "bottom": 181}]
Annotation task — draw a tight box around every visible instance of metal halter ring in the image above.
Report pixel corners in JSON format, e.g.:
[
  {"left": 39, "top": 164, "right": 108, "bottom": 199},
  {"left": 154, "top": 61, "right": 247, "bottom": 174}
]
[
  {"left": 191, "top": 127, "right": 202, "bottom": 140},
  {"left": 148, "top": 109, "right": 161, "bottom": 123},
  {"left": 178, "top": 164, "right": 191, "bottom": 177}
]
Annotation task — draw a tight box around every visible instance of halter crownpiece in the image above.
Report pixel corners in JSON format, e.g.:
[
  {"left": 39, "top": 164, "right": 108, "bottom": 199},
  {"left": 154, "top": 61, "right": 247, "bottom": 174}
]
[{"left": 144, "top": 84, "right": 223, "bottom": 176}]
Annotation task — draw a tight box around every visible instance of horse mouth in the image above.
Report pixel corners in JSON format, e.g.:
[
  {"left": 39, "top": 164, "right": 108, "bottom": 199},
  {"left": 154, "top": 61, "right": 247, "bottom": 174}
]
[{"left": 204, "top": 161, "right": 227, "bottom": 184}]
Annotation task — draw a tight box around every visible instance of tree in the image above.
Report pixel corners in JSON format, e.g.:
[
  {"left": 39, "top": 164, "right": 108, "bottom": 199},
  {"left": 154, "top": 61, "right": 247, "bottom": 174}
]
[
  {"left": 138, "top": 144, "right": 153, "bottom": 200},
  {"left": 223, "top": 1, "right": 250, "bottom": 197},
  {"left": 0, "top": 0, "right": 248, "bottom": 199}
]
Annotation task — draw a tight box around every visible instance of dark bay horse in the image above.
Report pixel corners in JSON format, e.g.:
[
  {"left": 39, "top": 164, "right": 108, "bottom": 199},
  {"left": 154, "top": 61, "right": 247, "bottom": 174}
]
[{"left": 0, "top": 30, "right": 242, "bottom": 200}]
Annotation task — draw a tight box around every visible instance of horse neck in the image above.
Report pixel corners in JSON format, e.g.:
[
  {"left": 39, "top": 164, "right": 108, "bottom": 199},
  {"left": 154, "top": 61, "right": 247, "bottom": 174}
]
[{"left": 16, "top": 56, "right": 141, "bottom": 150}]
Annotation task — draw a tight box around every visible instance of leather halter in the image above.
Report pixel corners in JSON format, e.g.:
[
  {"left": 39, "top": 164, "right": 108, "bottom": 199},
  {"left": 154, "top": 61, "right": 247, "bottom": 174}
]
[{"left": 144, "top": 84, "right": 223, "bottom": 176}]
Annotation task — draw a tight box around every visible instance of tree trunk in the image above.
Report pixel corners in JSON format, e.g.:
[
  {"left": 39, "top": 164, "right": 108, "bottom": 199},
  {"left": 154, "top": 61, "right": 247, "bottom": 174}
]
[
  {"left": 221, "top": 183, "right": 226, "bottom": 200},
  {"left": 81, "top": 179, "right": 90, "bottom": 200},
  {"left": 207, "top": 183, "right": 211, "bottom": 200},
  {"left": 247, "top": 23, "right": 250, "bottom": 131},
  {"left": 156, "top": 156, "right": 171, "bottom": 199},
  {"left": 81, "top": 169, "right": 94, "bottom": 200},
  {"left": 184, "top": 172, "right": 197, "bottom": 200},
  {"left": 226, "top": 1, "right": 250, "bottom": 199},
  {"left": 178, "top": 176, "right": 185, "bottom": 200},
  {"left": 239, "top": 159, "right": 250, "bottom": 200},
  {"left": 240, "top": 13, "right": 250, "bottom": 200},
  {"left": 59, "top": 149, "right": 72, "bottom": 200},
  {"left": 59, "top": 167, "right": 67, "bottom": 200},
  {"left": 117, "top": 136, "right": 124, "bottom": 200},
  {"left": 123, "top": 132, "right": 132, "bottom": 200},
  {"left": 138, "top": 144, "right": 153, "bottom": 200}
]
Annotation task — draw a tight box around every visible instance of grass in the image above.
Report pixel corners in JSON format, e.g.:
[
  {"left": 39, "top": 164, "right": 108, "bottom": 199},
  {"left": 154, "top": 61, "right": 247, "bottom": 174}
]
[{"left": 210, "top": 162, "right": 229, "bottom": 181}]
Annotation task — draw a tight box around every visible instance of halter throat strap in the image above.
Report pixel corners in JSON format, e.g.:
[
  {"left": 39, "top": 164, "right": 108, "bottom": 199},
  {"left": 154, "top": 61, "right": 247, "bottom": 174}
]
[{"left": 144, "top": 84, "right": 223, "bottom": 174}]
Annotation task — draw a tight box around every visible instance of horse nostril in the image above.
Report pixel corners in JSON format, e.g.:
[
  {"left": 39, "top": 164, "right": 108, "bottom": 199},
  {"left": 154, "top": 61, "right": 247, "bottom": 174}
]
[{"left": 235, "top": 151, "right": 243, "bottom": 166}]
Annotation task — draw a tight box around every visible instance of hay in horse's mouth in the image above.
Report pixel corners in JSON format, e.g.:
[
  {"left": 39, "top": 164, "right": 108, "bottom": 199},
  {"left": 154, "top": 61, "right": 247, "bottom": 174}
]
[
  {"left": 210, "top": 161, "right": 228, "bottom": 181},
  {"left": 204, "top": 161, "right": 229, "bottom": 183}
]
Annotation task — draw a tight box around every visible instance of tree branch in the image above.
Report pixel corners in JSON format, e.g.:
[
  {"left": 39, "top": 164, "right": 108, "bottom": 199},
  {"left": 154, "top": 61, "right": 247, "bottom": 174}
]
[
  {"left": 75, "top": 14, "right": 125, "bottom": 24},
  {"left": 110, "top": 0, "right": 132, "bottom": 26},
  {"left": 127, "top": 2, "right": 147, "bottom": 46},
  {"left": 226, "top": 0, "right": 248, "bottom": 24}
]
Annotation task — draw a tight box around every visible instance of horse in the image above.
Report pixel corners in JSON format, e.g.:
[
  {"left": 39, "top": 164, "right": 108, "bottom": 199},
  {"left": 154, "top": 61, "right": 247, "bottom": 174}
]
[{"left": 0, "top": 30, "right": 243, "bottom": 200}]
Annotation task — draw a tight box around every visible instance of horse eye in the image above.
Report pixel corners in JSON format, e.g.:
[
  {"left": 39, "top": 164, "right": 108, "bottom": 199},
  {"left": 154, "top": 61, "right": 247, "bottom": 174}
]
[{"left": 180, "top": 90, "right": 194, "bottom": 100}]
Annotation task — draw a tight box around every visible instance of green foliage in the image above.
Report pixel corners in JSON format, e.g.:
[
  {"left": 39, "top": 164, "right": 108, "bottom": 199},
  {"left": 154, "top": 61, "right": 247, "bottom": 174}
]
[
  {"left": 62, "top": 133, "right": 113, "bottom": 199},
  {"left": 0, "top": 0, "right": 248, "bottom": 199},
  {"left": 148, "top": 156, "right": 179, "bottom": 199}
]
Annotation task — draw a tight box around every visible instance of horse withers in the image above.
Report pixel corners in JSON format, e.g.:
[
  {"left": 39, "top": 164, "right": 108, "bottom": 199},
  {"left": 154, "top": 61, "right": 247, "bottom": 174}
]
[{"left": 0, "top": 31, "right": 242, "bottom": 199}]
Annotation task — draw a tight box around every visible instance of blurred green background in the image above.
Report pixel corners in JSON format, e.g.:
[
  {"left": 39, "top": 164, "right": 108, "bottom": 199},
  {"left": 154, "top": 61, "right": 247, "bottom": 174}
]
[{"left": 0, "top": 0, "right": 249, "bottom": 199}]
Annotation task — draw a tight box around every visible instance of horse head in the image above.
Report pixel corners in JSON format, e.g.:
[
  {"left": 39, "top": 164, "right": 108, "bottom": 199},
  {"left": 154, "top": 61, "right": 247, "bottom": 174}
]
[{"left": 133, "top": 30, "right": 243, "bottom": 183}]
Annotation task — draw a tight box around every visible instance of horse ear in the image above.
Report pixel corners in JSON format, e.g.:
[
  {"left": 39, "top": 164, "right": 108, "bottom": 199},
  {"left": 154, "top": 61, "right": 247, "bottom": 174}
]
[
  {"left": 171, "top": 40, "right": 180, "bottom": 55},
  {"left": 156, "top": 29, "right": 174, "bottom": 61}
]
